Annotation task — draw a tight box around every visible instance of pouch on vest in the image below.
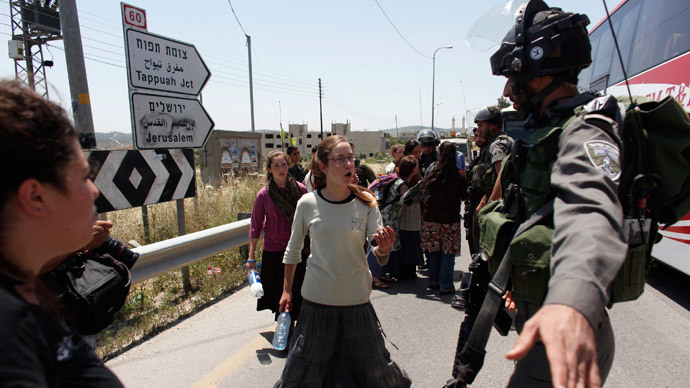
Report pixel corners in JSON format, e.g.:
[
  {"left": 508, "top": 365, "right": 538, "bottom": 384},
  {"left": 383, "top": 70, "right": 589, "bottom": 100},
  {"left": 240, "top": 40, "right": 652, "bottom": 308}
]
[
  {"left": 478, "top": 200, "right": 516, "bottom": 276},
  {"left": 508, "top": 224, "right": 553, "bottom": 306}
]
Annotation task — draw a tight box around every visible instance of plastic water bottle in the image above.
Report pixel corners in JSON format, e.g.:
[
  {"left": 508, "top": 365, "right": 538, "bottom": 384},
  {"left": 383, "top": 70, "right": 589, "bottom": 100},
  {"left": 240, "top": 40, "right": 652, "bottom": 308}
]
[
  {"left": 247, "top": 268, "right": 264, "bottom": 298},
  {"left": 272, "top": 312, "right": 292, "bottom": 350}
]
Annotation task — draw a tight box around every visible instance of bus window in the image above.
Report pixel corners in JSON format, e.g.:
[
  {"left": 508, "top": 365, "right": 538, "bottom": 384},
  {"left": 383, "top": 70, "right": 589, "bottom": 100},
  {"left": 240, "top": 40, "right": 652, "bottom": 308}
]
[
  {"left": 628, "top": 0, "right": 690, "bottom": 76},
  {"left": 607, "top": 0, "right": 642, "bottom": 86},
  {"left": 578, "top": 31, "right": 600, "bottom": 90},
  {"left": 591, "top": 24, "right": 615, "bottom": 85}
]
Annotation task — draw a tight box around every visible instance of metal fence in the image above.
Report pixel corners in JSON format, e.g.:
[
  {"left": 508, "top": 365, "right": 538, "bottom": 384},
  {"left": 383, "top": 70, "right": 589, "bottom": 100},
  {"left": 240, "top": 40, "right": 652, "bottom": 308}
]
[{"left": 129, "top": 218, "right": 251, "bottom": 284}]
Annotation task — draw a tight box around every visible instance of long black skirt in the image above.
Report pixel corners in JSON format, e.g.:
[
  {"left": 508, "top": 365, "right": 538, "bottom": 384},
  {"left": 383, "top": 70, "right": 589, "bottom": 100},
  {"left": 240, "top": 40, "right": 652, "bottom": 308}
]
[
  {"left": 274, "top": 300, "right": 412, "bottom": 388},
  {"left": 257, "top": 249, "right": 306, "bottom": 321}
]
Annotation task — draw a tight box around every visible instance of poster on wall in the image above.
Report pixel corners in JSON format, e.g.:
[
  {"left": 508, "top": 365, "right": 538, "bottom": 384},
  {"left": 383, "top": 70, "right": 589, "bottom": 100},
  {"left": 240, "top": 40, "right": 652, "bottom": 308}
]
[
  {"left": 238, "top": 138, "right": 259, "bottom": 172},
  {"left": 217, "top": 137, "right": 260, "bottom": 173},
  {"left": 219, "top": 138, "right": 238, "bottom": 169}
]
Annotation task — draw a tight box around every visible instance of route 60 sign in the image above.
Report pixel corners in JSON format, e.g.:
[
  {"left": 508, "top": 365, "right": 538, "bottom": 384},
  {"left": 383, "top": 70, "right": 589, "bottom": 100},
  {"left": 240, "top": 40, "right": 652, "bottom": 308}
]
[{"left": 122, "top": 3, "right": 146, "bottom": 30}]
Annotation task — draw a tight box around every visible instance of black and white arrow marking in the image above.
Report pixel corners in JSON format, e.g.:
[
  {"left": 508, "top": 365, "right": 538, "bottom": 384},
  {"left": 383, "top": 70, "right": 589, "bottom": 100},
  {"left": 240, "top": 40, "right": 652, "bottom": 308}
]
[{"left": 85, "top": 149, "right": 195, "bottom": 213}]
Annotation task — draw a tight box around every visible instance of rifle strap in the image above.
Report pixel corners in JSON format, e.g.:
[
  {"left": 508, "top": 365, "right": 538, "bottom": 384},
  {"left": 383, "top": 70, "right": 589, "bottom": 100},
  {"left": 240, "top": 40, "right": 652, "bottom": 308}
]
[{"left": 451, "top": 199, "right": 554, "bottom": 384}]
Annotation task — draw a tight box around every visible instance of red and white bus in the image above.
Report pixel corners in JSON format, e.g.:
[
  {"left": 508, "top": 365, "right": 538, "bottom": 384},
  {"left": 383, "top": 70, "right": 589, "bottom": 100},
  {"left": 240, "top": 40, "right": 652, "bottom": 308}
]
[{"left": 577, "top": 0, "right": 690, "bottom": 276}]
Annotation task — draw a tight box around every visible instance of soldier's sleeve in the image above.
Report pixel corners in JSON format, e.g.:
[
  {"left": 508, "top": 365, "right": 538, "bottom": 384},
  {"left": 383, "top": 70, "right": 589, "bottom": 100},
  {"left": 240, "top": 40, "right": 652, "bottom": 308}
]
[
  {"left": 490, "top": 135, "right": 514, "bottom": 165},
  {"left": 544, "top": 115, "right": 627, "bottom": 328}
]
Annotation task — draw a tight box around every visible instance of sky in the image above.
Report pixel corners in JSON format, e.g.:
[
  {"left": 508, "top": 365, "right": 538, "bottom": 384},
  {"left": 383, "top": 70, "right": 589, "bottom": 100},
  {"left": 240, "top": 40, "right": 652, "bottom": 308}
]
[{"left": 0, "top": 0, "right": 619, "bottom": 134}]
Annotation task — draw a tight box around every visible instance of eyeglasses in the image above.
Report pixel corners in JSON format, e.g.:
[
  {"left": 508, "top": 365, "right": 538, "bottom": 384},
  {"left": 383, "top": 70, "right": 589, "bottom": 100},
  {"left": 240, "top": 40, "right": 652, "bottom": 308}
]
[{"left": 327, "top": 155, "right": 355, "bottom": 165}]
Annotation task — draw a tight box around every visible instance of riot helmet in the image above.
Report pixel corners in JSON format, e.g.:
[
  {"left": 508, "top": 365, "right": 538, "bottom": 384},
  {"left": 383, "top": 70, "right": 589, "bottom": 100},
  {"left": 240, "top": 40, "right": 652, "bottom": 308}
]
[
  {"left": 474, "top": 106, "right": 502, "bottom": 127},
  {"left": 417, "top": 129, "right": 440, "bottom": 146},
  {"left": 490, "top": 1, "right": 591, "bottom": 83},
  {"left": 490, "top": 1, "right": 591, "bottom": 119}
]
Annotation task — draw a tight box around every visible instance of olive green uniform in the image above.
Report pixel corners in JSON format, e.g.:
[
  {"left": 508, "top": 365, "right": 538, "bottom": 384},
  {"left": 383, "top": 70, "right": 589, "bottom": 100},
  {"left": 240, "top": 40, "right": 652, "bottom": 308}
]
[
  {"left": 466, "top": 133, "right": 513, "bottom": 254},
  {"left": 490, "top": 94, "right": 627, "bottom": 386}
]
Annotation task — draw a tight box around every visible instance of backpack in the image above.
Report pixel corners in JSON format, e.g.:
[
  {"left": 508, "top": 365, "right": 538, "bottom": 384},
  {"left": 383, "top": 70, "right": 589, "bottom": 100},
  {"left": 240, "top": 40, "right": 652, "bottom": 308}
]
[
  {"left": 368, "top": 173, "right": 401, "bottom": 210},
  {"left": 576, "top": 95, "right": 690, "bottom": 302}
]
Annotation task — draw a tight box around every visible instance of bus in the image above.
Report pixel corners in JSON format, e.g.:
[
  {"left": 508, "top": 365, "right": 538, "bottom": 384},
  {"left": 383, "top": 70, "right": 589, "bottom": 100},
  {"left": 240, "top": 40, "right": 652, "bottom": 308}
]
[{"left": 577, "top": 0, "right": 690, "bottom": 276}]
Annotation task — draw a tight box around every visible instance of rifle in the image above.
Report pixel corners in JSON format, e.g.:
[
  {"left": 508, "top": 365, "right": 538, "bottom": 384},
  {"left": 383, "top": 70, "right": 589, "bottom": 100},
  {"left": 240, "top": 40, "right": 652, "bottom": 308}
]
[
  {"left": 450, "top": 253, "right": 513, "bottom": 381},
  {"left": 445, "top": 140, "right": 533, "bottom": 388}
]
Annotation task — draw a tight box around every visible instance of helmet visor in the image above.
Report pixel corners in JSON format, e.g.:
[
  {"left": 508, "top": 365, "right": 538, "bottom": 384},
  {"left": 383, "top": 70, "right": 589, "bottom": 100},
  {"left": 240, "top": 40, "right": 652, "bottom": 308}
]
[{"left": 465, "top": 0, "right": 528, "bottom": 52}]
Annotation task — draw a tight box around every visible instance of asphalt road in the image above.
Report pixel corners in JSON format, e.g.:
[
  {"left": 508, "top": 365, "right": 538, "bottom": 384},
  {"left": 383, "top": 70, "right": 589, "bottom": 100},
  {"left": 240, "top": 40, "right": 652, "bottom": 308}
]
[{"left": 107, "top": 231, "right": 690, "bottom": 388}]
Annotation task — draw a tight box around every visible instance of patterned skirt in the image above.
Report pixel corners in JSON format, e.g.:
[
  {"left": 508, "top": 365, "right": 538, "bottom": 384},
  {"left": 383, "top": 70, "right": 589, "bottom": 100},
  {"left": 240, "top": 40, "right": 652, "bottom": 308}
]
[
  {"left": 421, "top": 221, "right": 462, "bottom": 255},
  {"left": 274, "top": 300, "right": 411, "bottom": 388}
]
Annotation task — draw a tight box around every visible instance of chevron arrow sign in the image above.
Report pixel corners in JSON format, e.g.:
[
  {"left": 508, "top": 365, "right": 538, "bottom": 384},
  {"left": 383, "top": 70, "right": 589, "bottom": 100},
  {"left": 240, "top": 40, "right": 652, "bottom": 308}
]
[{"left": 85, "top": 149, "right": 196, "bottom": 213}]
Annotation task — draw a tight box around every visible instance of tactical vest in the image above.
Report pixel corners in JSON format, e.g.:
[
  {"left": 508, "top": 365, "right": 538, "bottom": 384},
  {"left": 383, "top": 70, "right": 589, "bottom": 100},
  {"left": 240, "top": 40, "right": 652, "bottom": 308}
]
[
  {"left": 471, "top": 134, "right": 512, "bottom": 197},
  {"left": 479, "top": 122, "right": 565, "bottom": 306}
]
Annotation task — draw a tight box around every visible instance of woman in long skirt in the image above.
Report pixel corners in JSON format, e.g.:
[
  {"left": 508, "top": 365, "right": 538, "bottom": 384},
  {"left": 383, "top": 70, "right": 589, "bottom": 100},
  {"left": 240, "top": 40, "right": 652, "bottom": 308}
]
[
  {"left": 275, "top": 135, "right": 411, "bottom": 387},
  {"left": 248, "top": 150, "right": 308, "bottom": 329}
]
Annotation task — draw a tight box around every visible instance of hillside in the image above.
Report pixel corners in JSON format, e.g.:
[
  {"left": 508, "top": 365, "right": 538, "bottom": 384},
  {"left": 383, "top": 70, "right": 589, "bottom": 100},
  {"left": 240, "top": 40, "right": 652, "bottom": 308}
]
[{"left": 95, "top": 131, "right": 133, "bottom": 150}]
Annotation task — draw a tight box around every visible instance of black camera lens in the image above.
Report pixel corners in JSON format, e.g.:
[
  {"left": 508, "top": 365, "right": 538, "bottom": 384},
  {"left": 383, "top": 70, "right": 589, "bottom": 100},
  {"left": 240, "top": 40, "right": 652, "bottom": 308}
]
[{"left": 95, "top": 237, "right": 139, "bottom": 269}]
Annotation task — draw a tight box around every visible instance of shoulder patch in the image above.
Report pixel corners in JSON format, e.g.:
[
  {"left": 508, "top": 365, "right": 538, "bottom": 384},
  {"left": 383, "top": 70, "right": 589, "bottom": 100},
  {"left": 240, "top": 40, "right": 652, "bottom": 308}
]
[{"left": 583, "top": 140, "right": 620, "bottom": 180}]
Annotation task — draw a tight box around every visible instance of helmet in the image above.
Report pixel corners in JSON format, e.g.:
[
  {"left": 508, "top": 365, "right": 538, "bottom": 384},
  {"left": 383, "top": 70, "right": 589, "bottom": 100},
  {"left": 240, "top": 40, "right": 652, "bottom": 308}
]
[
  {"left": 474, "top": 106, "right": 502, "bottom": 127},
  {"left": 417, "top": 129, "right": 440, "bottom": 146},
  {"left": 489, "top": 0, "right": 591, "bottom": 84}
]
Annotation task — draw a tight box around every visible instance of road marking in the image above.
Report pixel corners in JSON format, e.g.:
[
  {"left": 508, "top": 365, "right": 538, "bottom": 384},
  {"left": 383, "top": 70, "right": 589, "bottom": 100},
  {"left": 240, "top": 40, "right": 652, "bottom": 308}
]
[{"left": 191, "top": 330, "right": 272, "bottom": 388}]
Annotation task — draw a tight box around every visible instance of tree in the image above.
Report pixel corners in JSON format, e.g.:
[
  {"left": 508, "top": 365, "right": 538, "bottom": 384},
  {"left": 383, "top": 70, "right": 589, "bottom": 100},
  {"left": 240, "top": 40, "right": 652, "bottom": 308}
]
[{"left": 496, "top": 96, "right": 511, "bottom": 110}]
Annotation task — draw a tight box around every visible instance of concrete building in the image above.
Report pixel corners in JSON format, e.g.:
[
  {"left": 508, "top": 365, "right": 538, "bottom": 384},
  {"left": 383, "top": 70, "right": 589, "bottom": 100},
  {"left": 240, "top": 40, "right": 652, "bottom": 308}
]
[{"left": 259, "top": 121, "right": 388, "bottom": 159}]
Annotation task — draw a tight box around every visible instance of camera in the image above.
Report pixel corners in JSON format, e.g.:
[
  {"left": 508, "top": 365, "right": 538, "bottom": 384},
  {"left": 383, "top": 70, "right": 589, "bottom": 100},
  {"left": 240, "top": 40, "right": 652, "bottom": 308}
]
[{"left": 93, "top": 236, "right": 140, "bottom": 269}]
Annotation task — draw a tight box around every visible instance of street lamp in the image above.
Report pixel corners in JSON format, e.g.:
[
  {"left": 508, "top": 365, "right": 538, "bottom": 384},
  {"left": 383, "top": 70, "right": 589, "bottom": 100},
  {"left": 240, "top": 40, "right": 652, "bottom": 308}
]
[{"left": 431, "top": 45, "right": 452, "bottom": 133}]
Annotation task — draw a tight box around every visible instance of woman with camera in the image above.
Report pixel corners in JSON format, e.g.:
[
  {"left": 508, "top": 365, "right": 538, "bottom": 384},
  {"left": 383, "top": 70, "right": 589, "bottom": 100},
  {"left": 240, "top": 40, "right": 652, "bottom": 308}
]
[{"left": 0, "top": 80, "right": 123, "bottom": 386}]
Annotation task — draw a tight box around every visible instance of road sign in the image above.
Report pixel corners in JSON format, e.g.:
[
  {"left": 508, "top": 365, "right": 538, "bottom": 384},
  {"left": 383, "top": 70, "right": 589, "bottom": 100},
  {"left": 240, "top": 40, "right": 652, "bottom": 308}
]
[
  {"left": 125, "top": 28, "right": 210, "bottom": 96},
  {"left": 122, "top": 3, "right": 147, "bottom": 30},
  {"left": 131, "top": 92, "right": 214, "bottom": 149},
  {"left": 86, "top": 149, "right": 195, "bottom": 212}
]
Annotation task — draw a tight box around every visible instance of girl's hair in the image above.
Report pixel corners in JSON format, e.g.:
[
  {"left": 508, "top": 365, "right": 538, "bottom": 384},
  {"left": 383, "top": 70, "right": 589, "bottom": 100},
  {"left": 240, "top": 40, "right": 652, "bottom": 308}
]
[
  {"left": 404, "top": 139, "right": 421, "bottom": 156},
  {"left": 265, "top": 150, "right": 288, "bottom": 181},
  {"left": 424, "top": 141, "right": 459, "bottom": 191},
  {"left": 397, "top": 155, "right": 418, "bottom": 178},
  {"left": 309, "top": 135, "right": 376, "bottom": 207},
  {"left": 390, "top": 144, "right": 404, "bottom": 154},
  {"left": 0, "top": 80, "right": 76, "bottom": 207}
]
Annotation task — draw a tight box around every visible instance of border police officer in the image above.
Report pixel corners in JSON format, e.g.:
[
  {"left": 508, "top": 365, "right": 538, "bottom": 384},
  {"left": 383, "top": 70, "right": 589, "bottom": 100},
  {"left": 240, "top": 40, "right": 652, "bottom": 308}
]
[
  {"left": 466, "top": 107, "right": 514, "bottom": 254},
  {"left": 417, "top": 129, "right": 440, "bottom": 176},
  {"left": 483, "top": 1, "right": 626, "bottom": 387}
]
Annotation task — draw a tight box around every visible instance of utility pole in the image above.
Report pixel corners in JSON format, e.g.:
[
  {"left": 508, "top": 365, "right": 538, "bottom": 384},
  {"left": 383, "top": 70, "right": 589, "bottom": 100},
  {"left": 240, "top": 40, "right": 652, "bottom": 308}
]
[
  {"left": 60, "top": 0, "right": 96, "bottom": 149},
  {"left": 247, "top": 35, "right": 255, "bottom": 132},
  {"left": 319, "top": 78, "right": 323, "bottom": 140}
]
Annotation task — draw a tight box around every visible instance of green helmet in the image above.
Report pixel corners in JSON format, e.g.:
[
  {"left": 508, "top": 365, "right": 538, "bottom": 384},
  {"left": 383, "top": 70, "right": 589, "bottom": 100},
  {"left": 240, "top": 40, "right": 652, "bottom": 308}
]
[{"left": 490, "top": 0, "right": 592, "bottom": 84}]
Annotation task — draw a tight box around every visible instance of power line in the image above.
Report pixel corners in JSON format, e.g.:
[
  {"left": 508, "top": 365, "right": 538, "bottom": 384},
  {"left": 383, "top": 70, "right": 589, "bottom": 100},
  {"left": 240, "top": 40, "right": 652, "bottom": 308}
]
[
  {"left": 226, "top": 0, "right": 249, "bottom": 37},
  {"left": 48, "top": 43, "right": 125, "bottom": 68},
  {"left": 372, "top": 0, "right": 431, "bottom": 59},
  {"left": 77, "top": 7, "right": 122, "bottom": 29}
]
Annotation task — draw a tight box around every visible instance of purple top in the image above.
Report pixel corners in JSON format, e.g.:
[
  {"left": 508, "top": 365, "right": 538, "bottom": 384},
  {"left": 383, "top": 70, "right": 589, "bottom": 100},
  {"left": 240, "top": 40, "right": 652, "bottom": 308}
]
[{"left": 249, "top": 182, "right": 308, "bottom": 252}]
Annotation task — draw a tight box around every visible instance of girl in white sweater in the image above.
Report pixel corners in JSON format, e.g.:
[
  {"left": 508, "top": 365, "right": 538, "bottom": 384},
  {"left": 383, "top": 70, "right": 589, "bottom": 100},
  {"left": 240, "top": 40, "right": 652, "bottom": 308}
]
[{"left": 275, "top": 135, "right": 411, "bottom": 387}]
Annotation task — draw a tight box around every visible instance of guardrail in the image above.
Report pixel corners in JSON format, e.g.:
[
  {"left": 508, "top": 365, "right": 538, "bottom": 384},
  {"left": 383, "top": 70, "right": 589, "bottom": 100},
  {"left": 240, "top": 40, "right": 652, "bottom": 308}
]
[{"left": 129, "top": 218, "right": 251, "bottom": 284}]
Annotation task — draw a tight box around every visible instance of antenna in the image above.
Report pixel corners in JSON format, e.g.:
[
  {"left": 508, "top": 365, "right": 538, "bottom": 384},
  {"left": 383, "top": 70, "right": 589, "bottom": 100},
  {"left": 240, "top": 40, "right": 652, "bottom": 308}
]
[{"left": 603, "top": 0, "right": 632, "bottom": 100}]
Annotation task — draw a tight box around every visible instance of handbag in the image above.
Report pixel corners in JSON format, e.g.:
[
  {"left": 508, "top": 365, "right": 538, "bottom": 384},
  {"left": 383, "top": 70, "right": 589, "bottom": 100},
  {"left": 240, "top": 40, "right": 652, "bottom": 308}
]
[{"left": 42, "top": 251, "right": 132, "bottom": 335}]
